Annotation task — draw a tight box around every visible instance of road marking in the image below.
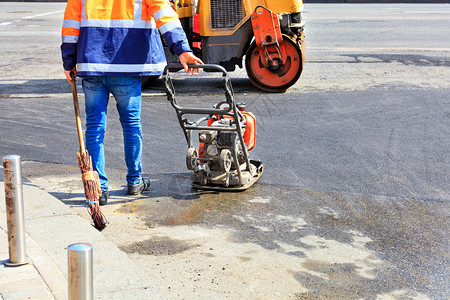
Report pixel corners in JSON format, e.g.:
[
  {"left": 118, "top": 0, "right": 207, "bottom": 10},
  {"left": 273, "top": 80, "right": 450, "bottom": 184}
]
[
  {"left": 0, "top": 10, "right": 64, "bottom": 26},
  {"left": 21, "top": 10, "right": 64, "bottom": 19}
]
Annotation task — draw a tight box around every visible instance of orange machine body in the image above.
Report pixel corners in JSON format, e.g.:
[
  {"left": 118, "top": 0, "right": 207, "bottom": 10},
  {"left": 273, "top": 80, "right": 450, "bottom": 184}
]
[{"left": 199, "top": 110, "right": 256, "bottom": 158}]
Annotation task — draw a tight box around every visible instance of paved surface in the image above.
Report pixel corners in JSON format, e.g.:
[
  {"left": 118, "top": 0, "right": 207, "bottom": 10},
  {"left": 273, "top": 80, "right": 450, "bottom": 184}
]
[{"left": 1, "top": 159, "right": 448, "bottom": 299}]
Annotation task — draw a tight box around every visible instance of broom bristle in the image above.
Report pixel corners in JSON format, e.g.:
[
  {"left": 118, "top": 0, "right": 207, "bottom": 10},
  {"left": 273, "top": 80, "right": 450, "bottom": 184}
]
[
  {"left": 78, "top": 150, "right": 107, "bottom": 230},
  {"left": 83, "top": 180, "right": 107, "bottom": 230},
  {"left": 88, "top": 203, "right": 107, "bottom": 230}
]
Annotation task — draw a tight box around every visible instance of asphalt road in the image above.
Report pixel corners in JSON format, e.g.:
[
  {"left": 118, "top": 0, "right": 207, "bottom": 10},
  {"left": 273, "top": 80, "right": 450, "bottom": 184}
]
[{"left": 0, "top": 3, "right": 449, "bottom": 299}]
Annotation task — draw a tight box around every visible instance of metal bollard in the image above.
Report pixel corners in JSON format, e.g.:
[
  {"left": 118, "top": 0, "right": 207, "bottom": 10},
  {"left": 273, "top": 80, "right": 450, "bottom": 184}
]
[
  {"left": 68, "top": 243, "right": 93, "bottom": 300},
  {"left": 3, "top": 155, "right": 30, "bottom": 267}
]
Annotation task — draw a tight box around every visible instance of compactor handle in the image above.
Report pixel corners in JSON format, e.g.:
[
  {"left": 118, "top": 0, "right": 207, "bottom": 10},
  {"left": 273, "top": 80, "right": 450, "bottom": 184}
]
[
  {"left": 162, "top": 62, "right": 243, "bottom": 121},
  {"left": 163, "top": 63, "right": 228, "bottom": 76}
]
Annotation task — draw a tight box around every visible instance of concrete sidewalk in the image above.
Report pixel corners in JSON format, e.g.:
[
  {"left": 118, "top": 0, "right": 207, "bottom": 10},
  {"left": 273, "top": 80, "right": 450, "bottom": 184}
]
[{"left": 0, "top": 173, "right": 167, "bottom": 299}]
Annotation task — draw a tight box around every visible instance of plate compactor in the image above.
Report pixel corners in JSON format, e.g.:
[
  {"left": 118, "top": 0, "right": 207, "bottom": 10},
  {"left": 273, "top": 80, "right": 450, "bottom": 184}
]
[{"left": 163, "top": 64, "right": 263, "bottom": 191}]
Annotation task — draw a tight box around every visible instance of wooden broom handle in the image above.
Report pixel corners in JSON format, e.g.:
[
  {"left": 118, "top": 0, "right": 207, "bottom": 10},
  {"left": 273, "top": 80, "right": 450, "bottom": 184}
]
[{"left": 70, "top": 73, "right": 86, "bottom": 152}]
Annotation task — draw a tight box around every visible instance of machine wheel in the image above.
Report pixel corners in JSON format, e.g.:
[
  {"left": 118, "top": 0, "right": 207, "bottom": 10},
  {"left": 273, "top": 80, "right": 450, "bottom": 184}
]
[
  {"left": 186, "top": 147, "right": 198, "bottom": 170},
  {"left": 219, "top": 149, "right": 232, "bottom": 172},
  {"left": 201, "top": 172, "right": 208, "bottom": 186},
  {"left": 245, "top": 35, "right": 303, "bottom": 93}
]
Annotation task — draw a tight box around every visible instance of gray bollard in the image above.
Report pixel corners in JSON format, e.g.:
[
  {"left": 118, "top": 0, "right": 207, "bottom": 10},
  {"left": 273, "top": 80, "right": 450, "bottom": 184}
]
[
  {"left": 3, "top": 155, "right": 30, "bottom": 267},
  {"left": 68, "top": 243, "right": 93, "bottom": 300}
]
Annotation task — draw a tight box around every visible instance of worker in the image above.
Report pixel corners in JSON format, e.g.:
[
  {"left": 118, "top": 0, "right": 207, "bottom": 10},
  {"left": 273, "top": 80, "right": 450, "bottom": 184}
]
[{"left": 61, "top": 0, "right": 203, "bottom": 205}]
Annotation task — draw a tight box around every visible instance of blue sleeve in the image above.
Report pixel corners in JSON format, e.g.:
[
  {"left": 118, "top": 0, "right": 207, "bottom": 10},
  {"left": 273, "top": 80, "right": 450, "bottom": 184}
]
[
  {"left": 61, "top": 43, "right": 77, "bottom": 71},
  {"left": 161, "top": 27, "right": 191, "bottom": 56}
]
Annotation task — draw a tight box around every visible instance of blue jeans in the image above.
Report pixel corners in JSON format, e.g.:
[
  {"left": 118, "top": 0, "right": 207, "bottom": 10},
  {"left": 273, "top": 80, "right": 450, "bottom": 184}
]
[{"left": 81, "top": 76, "right": 142, "bottom": 191}]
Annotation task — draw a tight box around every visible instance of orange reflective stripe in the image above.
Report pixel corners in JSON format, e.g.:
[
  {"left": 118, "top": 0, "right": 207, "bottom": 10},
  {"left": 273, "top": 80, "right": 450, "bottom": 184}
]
[
  {"left": 63, "top": 0, "right": 82, "bottom": 21},
  {"left": 62, "top": 27, "right": 80, "bottom": 36},
  {"left": 155, "top": 14, "right": 178, "bottom": 28},
  {"left": 142, "top": 0, "right": 172, "bottom": 21},
  {"left": 86, "top": 0, "right": 134, "bottom": 20}
]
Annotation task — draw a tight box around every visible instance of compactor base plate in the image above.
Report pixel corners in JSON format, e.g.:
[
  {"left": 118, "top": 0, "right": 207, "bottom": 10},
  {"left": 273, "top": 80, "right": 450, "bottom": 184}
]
[{"left": 191, "top": 160, "right": 263, "bottom": 192}]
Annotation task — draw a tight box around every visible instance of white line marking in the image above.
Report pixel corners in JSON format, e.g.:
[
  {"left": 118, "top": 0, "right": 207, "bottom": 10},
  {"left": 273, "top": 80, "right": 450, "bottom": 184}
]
[
  {"left": 0, "top": 10, "right": 64, "bottom": 26},
  {"left": 22, "top": 10, "right": 64, "bottom": 19}
]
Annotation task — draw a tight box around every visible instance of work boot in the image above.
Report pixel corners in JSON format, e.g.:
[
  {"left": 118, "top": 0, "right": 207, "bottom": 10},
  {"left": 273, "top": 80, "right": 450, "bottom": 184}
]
[
  {"left": 99, "top": 191, "right": 109, "bottom": 206},
  {"left": 127, "top": 177, "right": 150, "bottom": 195}
]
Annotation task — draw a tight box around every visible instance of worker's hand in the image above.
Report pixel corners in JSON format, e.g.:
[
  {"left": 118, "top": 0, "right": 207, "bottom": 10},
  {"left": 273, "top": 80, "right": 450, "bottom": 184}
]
[
  {"left": 64, "top": 67, "right": 77, "bottom": 83},
  {"left": 179, "top": 52, "right": 203, "bottom": 75}
]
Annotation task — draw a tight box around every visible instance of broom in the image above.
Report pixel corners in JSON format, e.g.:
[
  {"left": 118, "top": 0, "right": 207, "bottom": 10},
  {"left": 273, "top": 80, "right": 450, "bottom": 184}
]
[{"left": 70, "top": 73, "right": 107, "bottom": 230}]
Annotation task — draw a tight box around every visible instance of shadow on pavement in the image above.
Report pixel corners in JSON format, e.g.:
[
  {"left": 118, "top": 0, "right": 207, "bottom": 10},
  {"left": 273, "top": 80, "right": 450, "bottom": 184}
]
[
  {"left": 0, "top": 76, "right": 265, "bottom": 97},
  {"left": 143, "top": 76, "right": 267, "bottom": 95}
]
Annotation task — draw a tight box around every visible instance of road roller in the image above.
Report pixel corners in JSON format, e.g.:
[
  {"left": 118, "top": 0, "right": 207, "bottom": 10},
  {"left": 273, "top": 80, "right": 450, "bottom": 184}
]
[{"left": 166, "top": 0, "right": 306, "bottom": 92}]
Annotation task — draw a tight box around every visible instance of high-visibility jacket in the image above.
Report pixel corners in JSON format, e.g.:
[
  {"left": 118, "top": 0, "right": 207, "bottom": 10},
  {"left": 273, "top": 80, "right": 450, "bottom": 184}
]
[{"left": 61, "top": 0, "right": 190, "bottom": 76}]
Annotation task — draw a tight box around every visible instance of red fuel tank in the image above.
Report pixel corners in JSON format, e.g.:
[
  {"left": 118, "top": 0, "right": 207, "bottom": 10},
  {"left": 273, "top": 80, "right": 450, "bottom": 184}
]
[{"left": 206, "top": 108, "right": 256, "bottom": 151}]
